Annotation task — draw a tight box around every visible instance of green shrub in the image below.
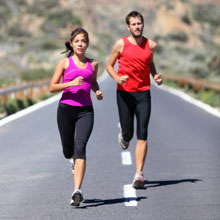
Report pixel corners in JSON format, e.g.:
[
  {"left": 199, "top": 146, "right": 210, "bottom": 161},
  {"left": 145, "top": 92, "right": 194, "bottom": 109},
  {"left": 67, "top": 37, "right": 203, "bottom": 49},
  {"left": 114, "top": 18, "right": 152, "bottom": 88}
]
[
  {"left": 181, "top": 13, "right": 191, "bottom": 25},
  {"left": 193, "top": 4, "right": 220, "bottom": 27},
  {"left": 163, "top": 79, "right": 179, "bottom": 89},
  {"left": 42, "top": 9, "right": 82, "bottom": 32},
  {"left": 180, "top": 0, "right": 189, "bottom": 3},
  {"left": 26, "top": 0, "right": 59, "bottom": 16},
  {"left": 20, "top": 68, "right": 53, "bottom": 81},
  {"left": 207, "top": 51, "right": 220, "bottom": 74},
  {"left": 167, "top": 30, "right": 188, "bottom": 42},
  {"left": 39, "top": 94, "right": 53, "bottom": 101},
  {"left": 196, "top": 90, "right": 220, "bottom": 106},
  {"left": 41, "top": 40, "right": 60, "bottom": 50},
  {"left": 155, "top": 45, "right": 163, "bottom": 54},
  {"left": 0, "top": 78, "right": 14, "bottom": 87},
  {"left": 0, "top": 100, "right": 4, "bottom": 113},
  {"left": 5, "top": 99, "right": 19, "bottom": 115},
  {"left": 23, "top": 99, "right": 36, "bottom": 107},
  {"left": 165, "top": 0, "right": 174, "bottom": 9},
  {"left": 189, "top": 63, "right": 208, "bottom": 79},
  {"left": 0, "top": 4, "right": 11, "bottom": 25},
  {"left": 4, "top": 98, "right": 36, "bottom": 115},
  {"left": 8, "top": 22, "right": 31, "bottom": 37},
  {"left": 184, "top": 83, "right": 191, "bottom": 93},
  {"left": 192, "top": 53, "right": 205, "bottom": 62},
  {"left": 164, "top": 78, "right": 220, "bottom": 107}
]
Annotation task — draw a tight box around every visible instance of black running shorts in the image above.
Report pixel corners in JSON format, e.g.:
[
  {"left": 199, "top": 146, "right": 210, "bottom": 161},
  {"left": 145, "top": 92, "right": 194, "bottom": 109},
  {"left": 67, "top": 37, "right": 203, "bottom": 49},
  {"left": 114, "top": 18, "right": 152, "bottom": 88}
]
[{"left": 117, "top": 90, "right": 151, "bottom": 141}]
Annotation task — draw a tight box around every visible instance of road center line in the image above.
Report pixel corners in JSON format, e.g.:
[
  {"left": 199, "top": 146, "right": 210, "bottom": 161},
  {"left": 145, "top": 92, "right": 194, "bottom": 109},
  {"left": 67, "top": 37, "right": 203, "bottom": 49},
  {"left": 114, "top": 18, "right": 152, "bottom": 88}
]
[
  {"left": 121, "top": 151, "right": 132, "bottom": 165},
  {"left": 123, "top": 184, "right": 137, "bottom": 206}
]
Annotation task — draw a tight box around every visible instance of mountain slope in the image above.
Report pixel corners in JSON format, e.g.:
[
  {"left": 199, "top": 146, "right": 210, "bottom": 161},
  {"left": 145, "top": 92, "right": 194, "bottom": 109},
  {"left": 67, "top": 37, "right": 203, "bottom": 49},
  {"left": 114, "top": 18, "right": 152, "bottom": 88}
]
[{"left": 0, "top": 0, "right": 219, "bottom": 84}]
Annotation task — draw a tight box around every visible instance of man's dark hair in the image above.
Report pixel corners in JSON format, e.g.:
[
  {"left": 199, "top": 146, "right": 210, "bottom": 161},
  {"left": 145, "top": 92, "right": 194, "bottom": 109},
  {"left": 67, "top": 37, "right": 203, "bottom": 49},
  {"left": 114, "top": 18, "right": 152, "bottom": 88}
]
[{"left": 125, "top": 11, "right": 144, "bottom": 25}]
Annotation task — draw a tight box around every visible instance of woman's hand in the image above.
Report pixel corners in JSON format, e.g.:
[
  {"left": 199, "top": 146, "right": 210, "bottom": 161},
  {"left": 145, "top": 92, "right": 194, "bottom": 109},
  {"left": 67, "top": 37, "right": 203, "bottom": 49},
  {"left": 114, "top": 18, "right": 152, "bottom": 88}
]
[
  {"left": 70, "top": 76, "right": 83, "bottom": 86},
  {"left": 95, "top": 90, "right": 103, "bottom": 100}
]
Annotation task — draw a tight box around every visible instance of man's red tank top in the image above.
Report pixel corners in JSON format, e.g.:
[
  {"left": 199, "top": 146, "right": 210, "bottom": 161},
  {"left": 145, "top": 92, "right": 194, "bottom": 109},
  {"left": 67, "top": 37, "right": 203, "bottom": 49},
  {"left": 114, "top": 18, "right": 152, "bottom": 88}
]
[{"left": 117, "top": 36, "right": 152, "bottom": 92}]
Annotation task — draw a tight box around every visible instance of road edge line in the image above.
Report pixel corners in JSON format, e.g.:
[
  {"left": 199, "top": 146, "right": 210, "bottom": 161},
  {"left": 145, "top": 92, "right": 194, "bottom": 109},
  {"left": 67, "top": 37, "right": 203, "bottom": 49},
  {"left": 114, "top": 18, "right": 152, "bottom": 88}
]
[
  {"left": 157, "top": 84, "right": 220, "bottom": 119},
  {"left": 0, "top": 94, "right": 61, "bottom": 127}
]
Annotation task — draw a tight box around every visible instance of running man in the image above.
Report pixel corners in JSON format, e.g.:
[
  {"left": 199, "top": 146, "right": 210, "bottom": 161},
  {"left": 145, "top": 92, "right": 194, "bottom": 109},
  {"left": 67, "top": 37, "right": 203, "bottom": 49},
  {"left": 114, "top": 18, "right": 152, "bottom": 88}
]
[
  {"left": 49, "top": 27, "right": 103, "bottom": 206},
  {"left": 106, "top": 11, "right": 162, "bottom": 189}
]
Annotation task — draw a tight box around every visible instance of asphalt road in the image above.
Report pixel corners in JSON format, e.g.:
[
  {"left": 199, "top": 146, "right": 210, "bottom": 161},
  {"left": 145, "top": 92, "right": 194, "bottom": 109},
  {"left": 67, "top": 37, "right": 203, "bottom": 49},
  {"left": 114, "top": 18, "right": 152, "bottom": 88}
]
[{"left": 0, "top": 76, "right": 220, "bottom": 220}]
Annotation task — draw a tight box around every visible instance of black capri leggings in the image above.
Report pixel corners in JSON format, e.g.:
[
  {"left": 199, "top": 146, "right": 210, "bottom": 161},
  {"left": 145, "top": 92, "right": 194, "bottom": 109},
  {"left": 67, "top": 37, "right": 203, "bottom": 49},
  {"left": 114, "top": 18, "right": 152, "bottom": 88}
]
[
  {"left": 117, "top": 90, "right": 151, "bottom": 141},
  {"left": 57, "top": 103, "right": 94, "bottom": 160}
]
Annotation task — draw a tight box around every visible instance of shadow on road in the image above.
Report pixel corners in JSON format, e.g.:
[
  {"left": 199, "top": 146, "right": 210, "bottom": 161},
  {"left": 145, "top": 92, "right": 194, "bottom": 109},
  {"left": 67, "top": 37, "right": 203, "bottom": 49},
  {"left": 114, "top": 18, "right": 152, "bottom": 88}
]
[
  {"left": 143, "top": 178, "right": 202, "bottom": 189},
  {"left": 73, "top": 179, "right": 201, "bottom": 208},
  {"left": 75, "top": 197, "right": 147, "bottom": 208}
]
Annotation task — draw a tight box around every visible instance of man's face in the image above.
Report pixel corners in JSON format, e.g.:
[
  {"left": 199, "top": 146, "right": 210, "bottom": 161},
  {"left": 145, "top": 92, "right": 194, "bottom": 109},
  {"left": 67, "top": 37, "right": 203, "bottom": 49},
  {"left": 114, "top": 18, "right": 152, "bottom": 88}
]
[{"left": 127, "top": 16, "right": 144, "bottom": 38}]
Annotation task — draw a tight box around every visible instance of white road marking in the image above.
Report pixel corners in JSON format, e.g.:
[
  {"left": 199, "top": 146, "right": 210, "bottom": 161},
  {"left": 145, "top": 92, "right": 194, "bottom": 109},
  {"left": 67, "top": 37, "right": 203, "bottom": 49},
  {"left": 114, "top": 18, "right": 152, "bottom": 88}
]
[
  {"left": 121, "top": 151, "right": 132, "bottom": 165},
  {"left": 158, "top": 84, "right": 220, "bottom": 118},
  {"left": 123, "top": 184, "right": 137, "bottom": 206},
  {"left": 119, "top": 125, "right": 135, "bottom": 206},
  {"left": 118, "top": 122, "right": 121, "bottom": 129}
]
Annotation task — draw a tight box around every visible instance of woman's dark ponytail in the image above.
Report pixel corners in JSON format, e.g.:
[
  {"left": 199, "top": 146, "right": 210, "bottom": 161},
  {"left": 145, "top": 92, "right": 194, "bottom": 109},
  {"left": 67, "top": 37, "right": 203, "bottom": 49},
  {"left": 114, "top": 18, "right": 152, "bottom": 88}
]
[{"left": 62, "top": 41, "right": 74, "bottom": 57}]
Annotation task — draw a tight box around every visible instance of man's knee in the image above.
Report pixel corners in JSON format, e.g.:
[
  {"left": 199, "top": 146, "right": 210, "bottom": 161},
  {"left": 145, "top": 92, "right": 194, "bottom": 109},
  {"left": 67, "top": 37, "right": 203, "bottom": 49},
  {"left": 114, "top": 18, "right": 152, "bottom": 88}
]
[
  {"left": 63, "top": 148, "right": 73, "bottom": 159},
  {"left": 137, "top": 132, "right": 148, "bottom": 141}
]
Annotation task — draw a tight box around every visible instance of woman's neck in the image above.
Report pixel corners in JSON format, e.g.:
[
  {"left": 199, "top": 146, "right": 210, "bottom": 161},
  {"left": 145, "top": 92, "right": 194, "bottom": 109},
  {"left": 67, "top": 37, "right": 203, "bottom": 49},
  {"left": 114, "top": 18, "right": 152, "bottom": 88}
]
[{"left": 73, "top": 54, "right": 86, "bottom": 63}]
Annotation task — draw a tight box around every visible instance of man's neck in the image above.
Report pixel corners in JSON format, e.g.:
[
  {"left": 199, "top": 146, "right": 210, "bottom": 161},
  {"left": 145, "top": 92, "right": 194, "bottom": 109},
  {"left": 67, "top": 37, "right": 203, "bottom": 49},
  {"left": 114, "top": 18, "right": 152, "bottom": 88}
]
[{"left": 128, "top": 35, "right": 143, "bottom": 45}]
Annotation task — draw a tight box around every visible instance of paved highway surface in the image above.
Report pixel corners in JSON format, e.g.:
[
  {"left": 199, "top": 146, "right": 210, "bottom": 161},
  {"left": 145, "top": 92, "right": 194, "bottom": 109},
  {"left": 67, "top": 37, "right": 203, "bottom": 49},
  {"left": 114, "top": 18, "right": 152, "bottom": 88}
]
[{"left": 0, "top": 76, "right": 220, "bottom": 220}]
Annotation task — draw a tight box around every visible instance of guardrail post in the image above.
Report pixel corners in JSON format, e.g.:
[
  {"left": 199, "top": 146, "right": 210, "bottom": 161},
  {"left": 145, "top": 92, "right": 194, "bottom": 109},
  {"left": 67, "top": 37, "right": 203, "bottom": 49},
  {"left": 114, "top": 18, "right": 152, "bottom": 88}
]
[
  {"left": 1, "top": 94, "right": 7, "bottom": 105},
  {"left": 1, "top": 85, "right": 7, "bottom": 105},
  {"left": 28, "top": 87, "right": 33, "bottom": 99}
]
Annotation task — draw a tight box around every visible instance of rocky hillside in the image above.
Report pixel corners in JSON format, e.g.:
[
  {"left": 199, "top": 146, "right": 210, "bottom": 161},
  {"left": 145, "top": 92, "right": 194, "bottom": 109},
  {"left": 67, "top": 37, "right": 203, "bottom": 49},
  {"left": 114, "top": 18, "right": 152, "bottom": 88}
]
[{"left": 0, "top": 0, "right": 220, "bottom": 85}]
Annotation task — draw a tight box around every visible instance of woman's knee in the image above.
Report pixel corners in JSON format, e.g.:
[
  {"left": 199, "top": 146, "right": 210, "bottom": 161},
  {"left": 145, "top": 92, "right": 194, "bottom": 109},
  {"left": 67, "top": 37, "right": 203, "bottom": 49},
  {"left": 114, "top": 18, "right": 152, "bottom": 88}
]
[{"left": 74, "top": 143, "right": 86, "bottom": 159}]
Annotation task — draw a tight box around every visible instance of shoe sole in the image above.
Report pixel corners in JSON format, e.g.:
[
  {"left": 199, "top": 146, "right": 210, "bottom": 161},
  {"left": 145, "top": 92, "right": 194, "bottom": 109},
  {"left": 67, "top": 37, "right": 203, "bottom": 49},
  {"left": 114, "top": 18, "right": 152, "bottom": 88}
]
[
  {"left": 118, "top": 133, "right": 129, "bottom": 150},
  {"left": 133, "top": 180, "right": 145, "bottom": 189},
  {"left": 70, "top": 192, "right": 83, "bottom": 206},
  {"left": 120, "top": 144, "right": 128, "bottom": 150}
]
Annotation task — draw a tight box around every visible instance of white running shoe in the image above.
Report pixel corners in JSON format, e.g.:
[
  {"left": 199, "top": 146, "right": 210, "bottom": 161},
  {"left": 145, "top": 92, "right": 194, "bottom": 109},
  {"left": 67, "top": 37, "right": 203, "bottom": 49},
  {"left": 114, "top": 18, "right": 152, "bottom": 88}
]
[
  {"left": 118, "top": 131, "right": 129, "bottom": 150},
  {"left": 70, "top": 189, "right": 83, "bottom": 206},
  {"left": 69, "top": 158, "right": 74, "bottom": 175},
  {"left": 132, "top": 172, "right": 145, "bottom": 189}
]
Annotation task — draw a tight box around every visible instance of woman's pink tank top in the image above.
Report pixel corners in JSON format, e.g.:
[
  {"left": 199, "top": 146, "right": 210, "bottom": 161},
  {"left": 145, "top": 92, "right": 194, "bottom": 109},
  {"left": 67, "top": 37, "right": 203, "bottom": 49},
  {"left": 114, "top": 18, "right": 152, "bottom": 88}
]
[{"left": 60, "top": 57, "right": 94, "bottom": 106}]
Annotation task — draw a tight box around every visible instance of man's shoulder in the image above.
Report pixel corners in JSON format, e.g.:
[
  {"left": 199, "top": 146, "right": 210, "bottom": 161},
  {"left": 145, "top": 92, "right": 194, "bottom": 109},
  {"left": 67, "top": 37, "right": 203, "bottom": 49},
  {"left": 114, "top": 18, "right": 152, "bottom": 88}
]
[
  {"left": 114, "top": 38, "right": 124, "bottom": 52},
  {"left": 116, "top": 38, "right": 124, "bottom": 45},
  {"left": 147, "top": 38, "right": 157, "bottom": 50}
]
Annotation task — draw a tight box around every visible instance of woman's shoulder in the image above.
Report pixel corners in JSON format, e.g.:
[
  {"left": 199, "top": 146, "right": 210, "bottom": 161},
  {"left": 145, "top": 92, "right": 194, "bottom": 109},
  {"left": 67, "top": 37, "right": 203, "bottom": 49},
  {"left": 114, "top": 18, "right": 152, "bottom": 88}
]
[
  {"left": 58, "top": 57, "right": 69, "bottom": 69},
  {"left": 58, "top": 57, "right": 69, "bottom": 64},
  {"left": 87, "top": 58, "right": 98, "bottom": 66},
  {"left": 86, "top": 58, "right": 98, "bottom": 71}
]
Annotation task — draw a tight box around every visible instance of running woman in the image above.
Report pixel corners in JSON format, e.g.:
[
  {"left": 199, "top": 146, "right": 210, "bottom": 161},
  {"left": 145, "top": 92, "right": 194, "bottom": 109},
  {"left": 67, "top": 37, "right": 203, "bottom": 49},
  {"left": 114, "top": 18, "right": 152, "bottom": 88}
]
[
  {"left": 106, "top": 11, "right": 162, "bottom": 189},
  {"left": 49, "top": 27, "right": 103, "bottom": 206}
]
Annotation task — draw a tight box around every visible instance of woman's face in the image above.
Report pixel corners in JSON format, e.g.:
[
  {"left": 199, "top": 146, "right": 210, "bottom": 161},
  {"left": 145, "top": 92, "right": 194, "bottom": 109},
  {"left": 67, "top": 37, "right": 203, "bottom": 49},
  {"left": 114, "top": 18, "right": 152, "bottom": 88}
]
[{"left": 70, "top": 33, "right": 88, "bottom": 55}]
